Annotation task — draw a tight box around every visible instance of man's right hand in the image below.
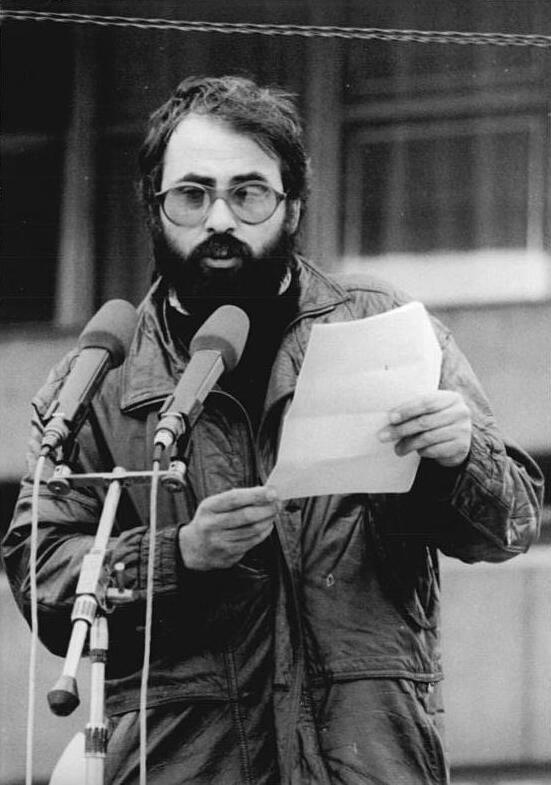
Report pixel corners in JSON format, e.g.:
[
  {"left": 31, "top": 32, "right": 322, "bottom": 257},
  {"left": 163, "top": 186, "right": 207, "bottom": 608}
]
[{"left": 178, "top": 486, "right": 279, "bottom": 570}]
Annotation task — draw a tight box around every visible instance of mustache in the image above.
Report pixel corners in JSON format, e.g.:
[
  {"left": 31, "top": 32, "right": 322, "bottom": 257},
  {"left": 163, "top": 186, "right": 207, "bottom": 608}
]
[{"left": 188, "top": 233, "right": 252, "bottom": 262}]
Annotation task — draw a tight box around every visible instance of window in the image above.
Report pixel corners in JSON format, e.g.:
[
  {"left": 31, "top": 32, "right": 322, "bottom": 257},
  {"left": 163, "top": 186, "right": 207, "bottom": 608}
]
[
  {"left": 341, "top": 3, "right": 550, "bottom": 306},
  {"left": 343, "top": 114, "right": 549, "bottom": 305}
]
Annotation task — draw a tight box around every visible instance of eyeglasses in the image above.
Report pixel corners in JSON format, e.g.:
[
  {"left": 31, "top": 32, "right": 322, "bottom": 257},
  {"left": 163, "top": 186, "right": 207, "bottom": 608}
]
[{"left": 155, "top": 181, "right": 287, "bottom": 227}]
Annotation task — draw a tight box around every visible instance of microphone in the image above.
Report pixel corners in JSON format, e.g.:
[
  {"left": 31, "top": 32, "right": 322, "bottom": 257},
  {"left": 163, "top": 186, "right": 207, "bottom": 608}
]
[
  {"left": 40, "top": 300, "right": 138, "bottom": 457},
  {"left": 153, "top": 305, "right": 250, "bottom": 458}
]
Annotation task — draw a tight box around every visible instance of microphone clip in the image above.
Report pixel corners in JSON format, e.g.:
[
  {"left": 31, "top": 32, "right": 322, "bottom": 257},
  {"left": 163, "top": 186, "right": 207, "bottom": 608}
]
[
  {"left": 46, "top": 464, "right": 188, "bottom": 495},
  {"left": 153, "top": 428, "right": 191, "bottom": 492},
  {"left": 153, "top": 401, "right": 201, "bottom": 462}
]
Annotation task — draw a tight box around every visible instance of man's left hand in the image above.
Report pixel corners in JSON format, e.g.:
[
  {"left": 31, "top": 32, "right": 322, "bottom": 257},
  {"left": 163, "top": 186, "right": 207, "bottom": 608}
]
[{"left": 378, "top": 390, "right": 472, "bottom": 468}]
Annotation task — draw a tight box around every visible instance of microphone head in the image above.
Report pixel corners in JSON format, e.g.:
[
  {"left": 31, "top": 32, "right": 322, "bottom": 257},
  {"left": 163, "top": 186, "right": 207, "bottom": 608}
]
[
  {"left": 190, "top": 305, "right": 250, "bottom": 371},
  {"left": 78, "top": 299, "right": 138, "bottom": 367}
]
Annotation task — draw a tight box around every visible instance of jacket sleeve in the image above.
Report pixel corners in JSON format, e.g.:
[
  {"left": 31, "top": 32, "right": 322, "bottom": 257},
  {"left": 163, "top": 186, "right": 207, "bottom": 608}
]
[
  {"left": 1, "top": 357, "right": 188, "bottom": 660},
  {"left": 408, "top": 328, "right": 543, "bottom": 563}
]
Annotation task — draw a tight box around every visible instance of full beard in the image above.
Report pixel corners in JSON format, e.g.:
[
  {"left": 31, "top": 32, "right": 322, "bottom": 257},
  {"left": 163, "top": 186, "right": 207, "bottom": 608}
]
[{"left": 153, "top": 225, "right": 296, "bottom": 320}]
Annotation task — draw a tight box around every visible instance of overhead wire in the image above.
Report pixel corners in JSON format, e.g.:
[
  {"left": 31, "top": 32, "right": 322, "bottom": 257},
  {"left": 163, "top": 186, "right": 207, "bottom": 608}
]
[{"left": 1, "top": 8, "right": 551, "bottom": 48}]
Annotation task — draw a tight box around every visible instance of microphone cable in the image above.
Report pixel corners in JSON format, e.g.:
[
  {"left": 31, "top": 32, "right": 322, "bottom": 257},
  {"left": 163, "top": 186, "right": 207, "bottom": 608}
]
[
  {"left": 139, "top": 458, "right": 161, "bottom": 785},
  {"left": 26, "top": 454, "right": 46, "bottom": 785}
]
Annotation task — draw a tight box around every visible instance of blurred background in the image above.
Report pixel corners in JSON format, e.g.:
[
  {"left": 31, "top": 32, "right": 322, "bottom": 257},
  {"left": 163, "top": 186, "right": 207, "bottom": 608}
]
[{"left": 1, "top": 1, "right": 550, "bottom": 783}]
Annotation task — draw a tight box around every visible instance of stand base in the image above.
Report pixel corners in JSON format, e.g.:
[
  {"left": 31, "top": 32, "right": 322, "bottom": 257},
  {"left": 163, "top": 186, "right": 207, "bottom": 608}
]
[{"left": 49, "top": 732, "right": 85, "bottom": 785}]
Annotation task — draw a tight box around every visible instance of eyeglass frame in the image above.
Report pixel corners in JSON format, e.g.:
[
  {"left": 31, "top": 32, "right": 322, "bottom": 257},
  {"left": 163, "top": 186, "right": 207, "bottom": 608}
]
[{"left": 154, "top": 180, "right": 288, "bottom": 227}]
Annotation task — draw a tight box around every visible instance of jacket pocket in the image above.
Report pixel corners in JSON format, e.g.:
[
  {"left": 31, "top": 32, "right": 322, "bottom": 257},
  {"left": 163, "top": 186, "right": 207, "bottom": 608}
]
[
  {"left": 367, "top": 501, "right": 439, "bottom": 630},
  {"left": 311, "top": 679, "right": 449, "bottom": 785},
  {"left": 398, "top": 679, "right": 449, "bottom": 783}
]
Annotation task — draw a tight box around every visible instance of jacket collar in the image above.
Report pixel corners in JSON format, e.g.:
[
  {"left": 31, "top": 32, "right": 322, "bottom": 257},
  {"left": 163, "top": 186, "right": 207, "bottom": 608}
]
[{"left": 119, "top": 256, "right": 350, "bottom": 414}]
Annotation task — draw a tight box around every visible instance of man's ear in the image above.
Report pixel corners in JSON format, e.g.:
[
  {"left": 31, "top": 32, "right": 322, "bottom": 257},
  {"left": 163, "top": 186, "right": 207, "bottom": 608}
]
[{"left": 286, "top": 199, "right": 302, "bottom": 235}]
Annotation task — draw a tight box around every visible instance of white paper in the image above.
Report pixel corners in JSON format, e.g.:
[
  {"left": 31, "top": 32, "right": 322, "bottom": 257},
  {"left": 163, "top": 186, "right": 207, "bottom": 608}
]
[{"left": 267, "top": 301, "right": 442, "bottom": 499}]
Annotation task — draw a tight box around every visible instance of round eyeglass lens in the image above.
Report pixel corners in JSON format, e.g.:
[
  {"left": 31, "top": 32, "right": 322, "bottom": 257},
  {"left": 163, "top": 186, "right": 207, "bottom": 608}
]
[
  {"left": 230, "top": 183, "right": 276, "bottom": 223},
  {"left": 163, "top": 185, "right": 208, "bottom": 225}
]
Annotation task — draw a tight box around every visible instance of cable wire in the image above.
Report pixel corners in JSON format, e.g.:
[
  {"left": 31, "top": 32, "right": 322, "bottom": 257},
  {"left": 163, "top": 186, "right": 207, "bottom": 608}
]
[
  {"left": 139, "top": 459, "right": 161, "bottom": 785},
  {"left": 1, "top": 9, "right": 550, "bottom": 48},
  {"left": 27, "top": 454, "right": 46, "bottom": 785}
]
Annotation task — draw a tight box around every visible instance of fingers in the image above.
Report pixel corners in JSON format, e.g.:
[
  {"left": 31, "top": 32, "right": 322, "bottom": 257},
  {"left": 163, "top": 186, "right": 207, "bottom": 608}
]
[
  {"left": 379, "top": 405, "right": 458, "bottom": 443},
  {"left": 197, "top": 486, "right": 279, "bottom": 533},
  {"left": 222, "top": 516, "right": 275, "bottom": 542},
  {"left": 394, "top": 425, "right": 465, "bottom": 457},
  {"left": 179, "top": 517, "right": 274, "bottom": 571},
  {"left": 204, "top": 485, "right": 278, "bottom": 515},
  {"left": 179, "top": 486, "right": 279, "bottom": 570},
  {"left": 378, "top": 390, "right": 472, "bottom": 467},
  {"left": 227, "top": 520, "right": 274, "bottom": 546},
  {"left": 380, "top": 391, "right": 468, "bottom": 440},
  {"left": 199, "top": 499, "right": 278, "bottom": 530},
  {"left": 385, "top": 391, "right": 459, "bottom": 429}
]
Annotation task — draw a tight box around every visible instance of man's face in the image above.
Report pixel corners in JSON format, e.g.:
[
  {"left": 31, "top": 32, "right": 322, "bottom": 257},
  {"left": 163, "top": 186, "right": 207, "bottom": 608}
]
[{"left": 153, "top": 113, "right": 299, "bottom": 309}]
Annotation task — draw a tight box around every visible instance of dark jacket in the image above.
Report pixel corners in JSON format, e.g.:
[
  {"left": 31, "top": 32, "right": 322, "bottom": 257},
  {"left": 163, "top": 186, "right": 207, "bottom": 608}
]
[{"left": 3, "top": 259, "right": 543, "bottom": 784}]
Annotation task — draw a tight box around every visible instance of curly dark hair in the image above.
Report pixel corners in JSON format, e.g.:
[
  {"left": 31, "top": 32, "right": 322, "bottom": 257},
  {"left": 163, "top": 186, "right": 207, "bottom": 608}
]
[{"left": 139, "top": 75, "right": 309, "bottom": 230}]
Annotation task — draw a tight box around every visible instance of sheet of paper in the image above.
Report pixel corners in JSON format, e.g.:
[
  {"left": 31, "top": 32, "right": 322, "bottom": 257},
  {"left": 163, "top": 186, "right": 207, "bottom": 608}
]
[{"left": 267, "top": 301, "right": 442, "bottom": 499}]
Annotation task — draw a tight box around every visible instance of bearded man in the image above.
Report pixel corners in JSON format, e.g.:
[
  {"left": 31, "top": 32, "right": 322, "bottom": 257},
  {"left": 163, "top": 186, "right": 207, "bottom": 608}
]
[{"left": 3, "top": 75, "right": 543, "bottom": 785}]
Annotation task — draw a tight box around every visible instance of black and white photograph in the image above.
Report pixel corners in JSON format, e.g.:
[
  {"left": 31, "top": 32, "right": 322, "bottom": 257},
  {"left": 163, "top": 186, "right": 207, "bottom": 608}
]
[{"left": 0, "top": 2, "right": 550, "bottom": 784}]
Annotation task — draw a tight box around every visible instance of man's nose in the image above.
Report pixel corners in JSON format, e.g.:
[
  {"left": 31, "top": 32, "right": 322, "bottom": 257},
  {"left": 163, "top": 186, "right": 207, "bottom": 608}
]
[{"left": 204, "top": 196, "right": 238, "bottom": 233}]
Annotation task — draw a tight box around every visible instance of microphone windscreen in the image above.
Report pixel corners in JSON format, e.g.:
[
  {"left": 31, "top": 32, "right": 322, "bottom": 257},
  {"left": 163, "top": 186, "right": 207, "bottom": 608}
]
[
  {"left": 78, "top": 300, "right": 138, "bottom": 367},
  {"left": 190, "top": 305, "right": 250, "bottom": 371}
]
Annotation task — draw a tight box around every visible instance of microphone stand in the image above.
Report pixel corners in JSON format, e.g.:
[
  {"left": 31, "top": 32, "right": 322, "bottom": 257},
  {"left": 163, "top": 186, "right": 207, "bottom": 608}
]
[{"left": 46, "top": 461, "right": 186, "bottom": 785}]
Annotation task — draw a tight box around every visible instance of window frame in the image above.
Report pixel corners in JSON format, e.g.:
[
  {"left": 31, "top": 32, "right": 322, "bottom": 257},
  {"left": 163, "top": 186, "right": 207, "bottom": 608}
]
[{"left": 341, "top": 110, "right": 550, "bottom": 307}]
